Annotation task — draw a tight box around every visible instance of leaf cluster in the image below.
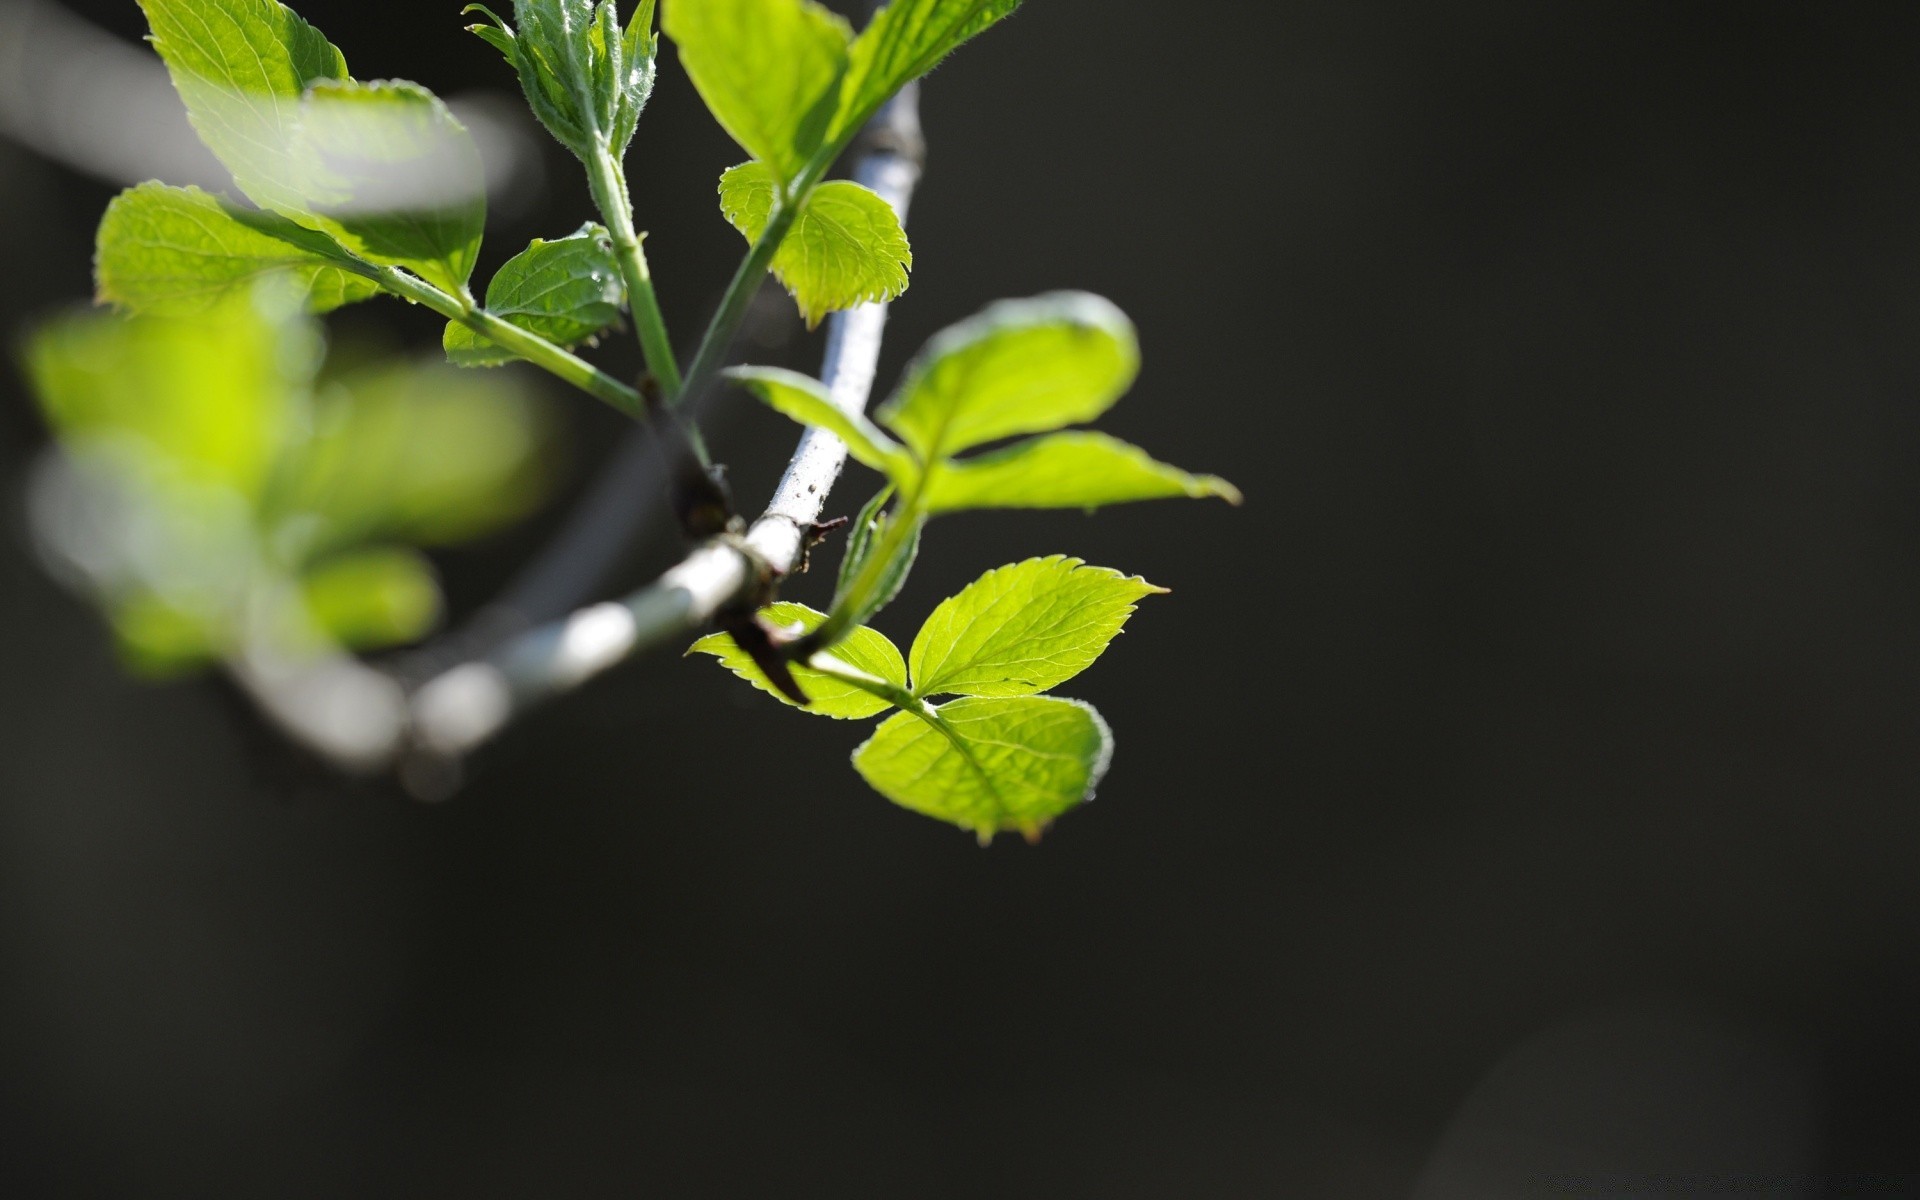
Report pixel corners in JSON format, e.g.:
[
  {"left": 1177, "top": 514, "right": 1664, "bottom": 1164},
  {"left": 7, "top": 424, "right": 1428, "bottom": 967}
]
[
  {"left": 694, "top": 557, "right": 1161, "bottom": 840},
  {"left": 24, "top": 285, "right": 547, "bottom": 675}
]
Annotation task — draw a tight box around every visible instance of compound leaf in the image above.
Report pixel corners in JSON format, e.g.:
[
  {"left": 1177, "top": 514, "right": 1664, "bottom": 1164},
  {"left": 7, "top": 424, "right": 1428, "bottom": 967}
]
[
  {"left": 719, "top": 162, "right": 911, "bottom": 327},
  {"left": 725, "top": 366, "right": 905, "bottom": 473},
  {"left": 878, "top": 292, "right": 1138, "bottom": 460},
  {"left": 852, "top": 696, "right": 1112, "bottom": 839},
  {"left": 909, "top": 556, "right": 1164, "bottom": 698},
  {"left": 832, "top": 0, "right": 1020, "bottom": 141},
  {"left": 96, "top": 183, "right": 379, "bottom": 317},
  {"left": 665, "top": 0, "right": 851, "bottom": 181},
  {"left": 294, "top": 80, "right": 488, "bottom": 294},
  {"left": 446, "top": 225, "right": 626, "bottom": 366},
  {"left": 137, "top": 0, "right": 349, "bottom": 214},
  {"left": 923, "top": 431, "right": 1241, "bottom": 513},
  {"left": 689, "top": 602, "right": 906, "bottom": 719}
]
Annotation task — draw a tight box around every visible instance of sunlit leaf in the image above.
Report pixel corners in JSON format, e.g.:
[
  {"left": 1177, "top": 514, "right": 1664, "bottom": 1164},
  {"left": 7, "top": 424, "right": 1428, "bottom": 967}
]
[
  {"left": 96, "top": 183, "right": 379, "bottom": 317},
  {"left": 137, "top": 0, "right": 349, "bottom": 213},
  {"left": 878, "top": 292, "right": 1138, "bottom": 460},
  {"left": 923, "top": 431, "right": 1241, "bottom": 512},
  {"left": 852, "top": 696, "right": 1112, "bottom": 839},
  {"left": 688, "top": 602, "right": 906, "bottom": 719},
  {"left": 293, "top": 79, "right": 488, "bottom": 293},
  {"left": 665, "top": 0, "right": 851, "bottom": 180},
  {"left": 725, "top": 366, "right": 905, "bottom": 473},
  {"left": 831, "top": 0, "right": 1020, "bottom": 140},
  {"left": 719, "top": 162, "right": 911, "bottom": 326},
  {"left": 446, "top": 225, "right": 626, "bottom": 366},
  {"left": 909, "top": 556, "right": 1164, "bottom": 698}
]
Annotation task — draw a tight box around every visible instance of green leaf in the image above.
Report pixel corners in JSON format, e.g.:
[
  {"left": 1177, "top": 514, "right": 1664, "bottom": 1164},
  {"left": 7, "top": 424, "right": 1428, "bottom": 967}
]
[
  {"left": 725, "top": 366, "right": 905, "bottom": 473},
  {"left": 266, "top": 360, "right": 550, "bottom": 560},
  {"left": 294, "top": 80, "right": 488, "bottom": 294},
  {"left": 830, "top": 488, "right": 924, "bottom": 630},
  {"left": 111, "top": 593, "right": 224, "bottom": 679},
  {"left": 878, "top": 292, "right": 1139, "bottom": 460},
  {"left": 719, "top": 162, "right": 912, "bottom": 327},
  {"left": 923, "top": 431, "right": 1242, "bottom": 513},
  {"left": 852, "top": 696, "right": 1112, "bottom": 839},
  {"left": 665, "top": 0, "right": 851, "bottom": 180},
  {"left": 26, "top": 294, "right": 307, "bottom": 499},
  {"left": 688, "top": 602, "right": 906, "bottom": 719},
  {"left": 909, "top": 556, "right": 1165, "bottom": 699},
  {"left": 137, "top": 0, "right": 350, "bottom": 213},
  {"left": 446, "top": 225, "right": 626, "bottom": 366},
  {"left": 831, "top": 0, "right": 1020, "bottom": 141},
  {"left": 466, "top": 0, "right": 658, "bottom": 159},
  {"left": 96, "top": 183, "right": 380, "bottom": 317},
  {"left": 299, "top": 547, "right": 442, "bottom": 650}
]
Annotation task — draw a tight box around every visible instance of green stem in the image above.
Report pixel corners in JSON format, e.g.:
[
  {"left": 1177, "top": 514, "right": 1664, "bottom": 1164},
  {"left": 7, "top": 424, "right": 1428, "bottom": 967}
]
[
  {"left": 802, "top": 653, "right": 995, "bottom": 791},
  {"left": 374, "top": 266, "right": 644, "bottom": 419},
  {"left": 585, "top": 146, "right": 683, "bottom": 398}
]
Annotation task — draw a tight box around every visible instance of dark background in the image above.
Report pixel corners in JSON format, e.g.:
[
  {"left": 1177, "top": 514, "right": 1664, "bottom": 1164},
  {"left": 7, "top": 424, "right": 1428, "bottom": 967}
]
[{"left": 3, "top": 0, "right": 1919, "bottom": 1194}]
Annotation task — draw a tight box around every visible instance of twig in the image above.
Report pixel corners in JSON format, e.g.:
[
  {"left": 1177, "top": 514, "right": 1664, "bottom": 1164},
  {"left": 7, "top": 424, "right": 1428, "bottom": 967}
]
[{"left": 406, "top": 82, "right": 924, "bottom": 767}]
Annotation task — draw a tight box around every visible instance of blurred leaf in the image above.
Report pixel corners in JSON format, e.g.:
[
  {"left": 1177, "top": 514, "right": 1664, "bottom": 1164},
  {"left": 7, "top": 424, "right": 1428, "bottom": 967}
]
[
  {"left": 689, "top": 602, "right": 905, "bottom": 719},
  {"left": 666, "top": 0, "right": 851, "bottom": 181},
  {"left": 719, "top": 162, "right": 911, "bottom": 327},
  {"left": 299, "top": 547, "right": 441, "bottom": 650},
  {"left": 267, "top": 360, "right": 549, "bottom": 559},
  {"left": 294, "top": 80, "right": 488, "bottom": 294},
  {"left": 96, "top": 183, "right": 380, "bottom": 317},
  {"left": 852, "top": 696, "right": 1111, "bottom": 839},
  {"left": 878, "top": 292, "right": 1138, "bottom": 460},
  {"left": 137, "top": 0, "right": 349, "bottom": 214},
  {"left": 110, "top": 592, "right": 224, "bottom": 678},
  {"left": 446, "top": 225, "right": 626, "bottom": 366},
  {"left": 465, "top": 0, "right": 658, "bottom": 160},
  {"left": 831, "top": 0, "right": 1019, "bottom": 140},
  {"left": 24, "top": 293, "right": 306, "bottom": 499},
  {"left": 725, "top": 365, "right": 905, "bottom": 472},
  {"left": 923, "top": 431, "right": 1241, "bottom": 512},
  {"left": 909, "top": 556, "right": 1165, "bottom": 698}
]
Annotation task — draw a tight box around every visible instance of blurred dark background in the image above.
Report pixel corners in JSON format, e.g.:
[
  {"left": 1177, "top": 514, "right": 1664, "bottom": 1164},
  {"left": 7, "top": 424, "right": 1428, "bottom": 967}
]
[{"left": 4, "top": 0, "right": 1920, "bottom": 1194}]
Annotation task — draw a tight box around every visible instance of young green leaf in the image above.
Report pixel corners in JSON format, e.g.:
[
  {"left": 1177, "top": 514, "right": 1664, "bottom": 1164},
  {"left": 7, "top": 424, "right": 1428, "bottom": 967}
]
[
  {"left": 908, "top": 556, "right": 1165, "bottom": 699},
  {"left": 923, "top": 431, "right": 1242, "bottom": 512},
  {"left": 111, "top": 594, "right": 224, "bottom": 679},
  {"left": 299, "top": 547, "right": 441, "bottom": 650},
  {"left": 137, "top": 0, "right": 350, "bottom": 214},
  {"left": 446, "top": 225, "right": 626, "bottom": 366},
  {"left": 665, "top": 0, "right": 852, "bottom": 180},
  {"left": 830, "top": 491, "right": 924, "bottom": 631},
  {"left": 725, "top": 366, "right": 906, "bottom": 473},
  {"left": 466, "top": 0, "right": 657, "bottom": 160},
  {"left": 294, "top": 80, "right": 488, "bottom": 294},
  {"left": 96, "top": 184, "right": 380, "bottom": 318},
  {"left": 878, "top": 292, "right": 1138, "bottom": 460},
  {"left": 689, "top": 603, "right": 906, "bottom": 719},
  {"left": 852, "top": 696, "right": 1112, "bottom": 839},
  {"left": 718, "top": 162, "right": 912, "bottom": 327},
  {"left": 831, "top": 0, "right": 1021, "bottom": 141}
]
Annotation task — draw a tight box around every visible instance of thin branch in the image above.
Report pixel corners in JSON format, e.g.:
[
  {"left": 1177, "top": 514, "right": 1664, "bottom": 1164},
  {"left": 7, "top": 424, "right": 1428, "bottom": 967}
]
[{"left": 406, "top": 84, "right": 925, "bottom": 766}]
